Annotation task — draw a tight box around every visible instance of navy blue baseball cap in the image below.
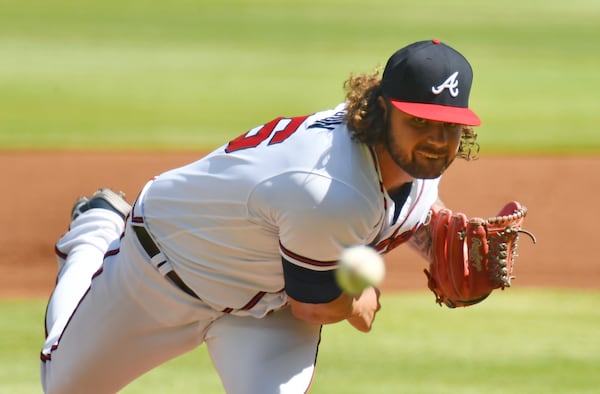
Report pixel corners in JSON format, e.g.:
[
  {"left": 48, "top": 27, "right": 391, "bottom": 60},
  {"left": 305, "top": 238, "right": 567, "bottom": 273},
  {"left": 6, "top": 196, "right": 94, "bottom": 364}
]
[{"left": 381, "top": 39, "right": 481, "bottom": 126}]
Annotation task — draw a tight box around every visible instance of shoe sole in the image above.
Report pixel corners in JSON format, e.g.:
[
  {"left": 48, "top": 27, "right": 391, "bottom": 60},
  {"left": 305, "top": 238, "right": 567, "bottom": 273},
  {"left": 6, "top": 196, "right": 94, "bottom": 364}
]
[{"left": 90, "top": 188, "right": 131, "bottom": 218}]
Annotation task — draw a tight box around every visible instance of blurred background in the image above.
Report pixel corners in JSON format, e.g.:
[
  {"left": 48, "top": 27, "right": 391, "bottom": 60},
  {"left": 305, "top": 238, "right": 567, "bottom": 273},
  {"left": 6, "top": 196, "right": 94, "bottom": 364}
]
[
  {"left": 1, "top": 0, "right": 598, "bottom": 152},
  {"left": 1, "top": 1, "right": 599, "bottom": 393}
]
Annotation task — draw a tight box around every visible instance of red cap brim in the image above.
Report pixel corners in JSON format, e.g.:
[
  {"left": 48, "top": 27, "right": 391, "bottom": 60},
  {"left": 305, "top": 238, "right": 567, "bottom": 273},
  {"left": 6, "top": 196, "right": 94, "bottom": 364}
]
[{"left": 390, "top": 100, "right": 481, "bottom": 126}]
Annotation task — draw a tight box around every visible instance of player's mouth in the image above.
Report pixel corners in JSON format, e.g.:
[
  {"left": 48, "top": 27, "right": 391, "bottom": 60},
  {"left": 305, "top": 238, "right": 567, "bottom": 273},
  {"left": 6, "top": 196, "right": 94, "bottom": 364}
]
[{"left": 417, "top": 150, "right": 446, "bottom": 160}]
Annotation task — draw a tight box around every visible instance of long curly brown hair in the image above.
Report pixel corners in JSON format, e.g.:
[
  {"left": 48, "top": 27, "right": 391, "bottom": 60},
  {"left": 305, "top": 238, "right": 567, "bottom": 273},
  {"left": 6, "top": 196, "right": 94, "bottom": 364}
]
[{"left": 343, "top": 69, "right": 479, "bottom": 161}]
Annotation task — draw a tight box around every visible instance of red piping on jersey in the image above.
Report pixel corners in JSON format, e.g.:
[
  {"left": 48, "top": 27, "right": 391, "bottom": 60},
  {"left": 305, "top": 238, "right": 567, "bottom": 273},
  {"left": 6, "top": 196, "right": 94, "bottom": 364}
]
[
  {"left": 279, "top": 241, "right": 337, "bottom": 268},
  {"left": 374, "top": 181, "right": 427, "bottom": 253},
  {"left": 366, "top": 144, "right": 429, "bottom": 253},
  {"left": 221, "top": 288, "right": 284, "bottom": 314},
  {"left": 54, "top": 244, "right": 68, "bottom": 260},
  {"left": 240, "top": 291, "right": 266, "bottom": 310},
  {"left": 41, "top": 266, "right": 104, "bottom": 362},
  {"left": 104, "top": 248, "right": 120, "bottom": 257},
  {"left": 279, "top": 146, "right": 387, "bottom": 268},
  {"left": 131, "top": 200, "right": 144, "bottom": 223},
  {"left": 367, "top": 146, "right": 387, "bottom": 213},
  {"left": 395, "top": 181, "right": 425, "bottom": 229},
  {"left": 130, "top": 177, "right": 156, "bottom": 224}
]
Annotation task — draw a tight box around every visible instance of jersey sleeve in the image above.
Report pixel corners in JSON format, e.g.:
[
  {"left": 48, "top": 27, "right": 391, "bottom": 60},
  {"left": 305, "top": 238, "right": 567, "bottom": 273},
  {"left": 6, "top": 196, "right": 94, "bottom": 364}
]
[
  {"left": 280, "top": 256, "right": 341, "bottom": 303},
  {"left": 248, "top": 171, "right": 383, "bottom": 302}
]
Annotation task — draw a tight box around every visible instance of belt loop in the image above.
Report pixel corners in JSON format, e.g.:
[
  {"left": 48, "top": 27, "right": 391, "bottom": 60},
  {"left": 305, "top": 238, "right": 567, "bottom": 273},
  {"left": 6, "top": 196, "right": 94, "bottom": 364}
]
[
  {"left": 131, "top": 222, "right": 201, "bottom": 300},
  {"left": 152, "top": 253, "right": 172, "bottom": 275},
  {"left": 132, "top": 225, "right": 172, "bottom": 275}
]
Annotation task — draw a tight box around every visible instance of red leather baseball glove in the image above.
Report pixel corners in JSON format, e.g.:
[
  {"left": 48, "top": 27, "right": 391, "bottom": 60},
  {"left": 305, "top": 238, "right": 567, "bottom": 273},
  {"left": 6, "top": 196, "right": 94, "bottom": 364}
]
[{"left": 423, "top": 201, "right": 535, "bottom": 308}]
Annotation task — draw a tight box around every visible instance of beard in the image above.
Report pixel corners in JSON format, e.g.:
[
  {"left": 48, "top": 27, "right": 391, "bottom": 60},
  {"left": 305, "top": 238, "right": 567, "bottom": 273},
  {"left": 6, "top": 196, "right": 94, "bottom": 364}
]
[
  {"left": 384, "top": 121, "right": 457, "bottom": 179},
  {"left": 388, "top": 145, "right": 456, "bottom": 179}
]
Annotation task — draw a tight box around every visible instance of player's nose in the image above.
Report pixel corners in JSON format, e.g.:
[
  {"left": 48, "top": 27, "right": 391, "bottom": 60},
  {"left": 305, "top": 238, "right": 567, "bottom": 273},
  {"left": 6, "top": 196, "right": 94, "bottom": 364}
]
[{"left": 425, "top": 124, "right": 449, "bottom": 147}]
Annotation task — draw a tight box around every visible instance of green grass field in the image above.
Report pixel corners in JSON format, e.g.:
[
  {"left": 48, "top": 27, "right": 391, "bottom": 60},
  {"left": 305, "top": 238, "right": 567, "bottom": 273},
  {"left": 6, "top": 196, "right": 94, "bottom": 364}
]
[
  {"left": 0, "top": 0, "right": 599, "bottom": 152},
  {"left": 2, "top": 290, "right": 599, "bottom": 393},
  {"left": 2, "top": 0, "right": 600, "bottom": 393}
]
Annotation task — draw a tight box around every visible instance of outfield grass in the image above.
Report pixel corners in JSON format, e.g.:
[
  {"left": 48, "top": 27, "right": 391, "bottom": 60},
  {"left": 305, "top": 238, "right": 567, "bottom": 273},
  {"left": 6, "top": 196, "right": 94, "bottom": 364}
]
[
  {"left": 2, "top": 1, "right": 599, "bottom": 393},
  {"left": 0, "top": 0, "right": 599, "bottom": 152},
  {"left": 3, "top": 290, "right": 599, "bottom": 393}
]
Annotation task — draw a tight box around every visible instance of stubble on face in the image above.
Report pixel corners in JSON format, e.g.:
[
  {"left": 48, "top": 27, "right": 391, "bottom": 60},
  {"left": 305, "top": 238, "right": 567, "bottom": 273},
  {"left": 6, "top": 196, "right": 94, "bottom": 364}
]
[
  {"left": 387, "top": 139, "right": 455, "bottom": 179},
  {"left": 383, "top": 113, "right": 458, "bottom": 179}
]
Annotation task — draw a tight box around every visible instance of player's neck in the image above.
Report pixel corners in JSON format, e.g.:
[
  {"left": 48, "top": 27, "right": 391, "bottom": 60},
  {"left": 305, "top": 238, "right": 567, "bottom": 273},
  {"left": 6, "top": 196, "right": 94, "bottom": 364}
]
[{"left": 373, "top": 145, "right": 415, "bottom": 191}]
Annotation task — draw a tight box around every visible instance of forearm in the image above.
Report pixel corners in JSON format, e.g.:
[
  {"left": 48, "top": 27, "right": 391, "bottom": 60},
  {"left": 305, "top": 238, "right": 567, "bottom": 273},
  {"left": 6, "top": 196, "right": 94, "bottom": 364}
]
[
  {"left": 288, "top": 293, "right": 352, "bottom": 325},
  {"left": 408, "top": 199, "right": 445, "bottom": 262},
  {"left": 288, "top": 287, "right": 380, "bottom": 332}
]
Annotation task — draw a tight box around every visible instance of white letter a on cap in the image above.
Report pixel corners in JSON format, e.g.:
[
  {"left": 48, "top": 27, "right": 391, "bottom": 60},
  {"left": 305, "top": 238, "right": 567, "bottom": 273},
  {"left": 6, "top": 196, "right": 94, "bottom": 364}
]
[{"left": 432, "top": 71, "right": 459, "bottom": 97}]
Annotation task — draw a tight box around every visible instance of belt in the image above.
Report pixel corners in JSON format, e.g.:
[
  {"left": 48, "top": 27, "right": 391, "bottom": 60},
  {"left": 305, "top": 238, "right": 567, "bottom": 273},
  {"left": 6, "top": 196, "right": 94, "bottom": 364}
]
[{"left": 131, "top": 224, "right": 200, "bottom": 299}]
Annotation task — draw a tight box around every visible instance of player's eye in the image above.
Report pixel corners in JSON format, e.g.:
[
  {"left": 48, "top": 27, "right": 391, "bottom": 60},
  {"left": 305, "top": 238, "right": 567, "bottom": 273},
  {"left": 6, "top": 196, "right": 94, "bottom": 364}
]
[{"left": 410, "top": 117, "right": 428, "bottom": 127}]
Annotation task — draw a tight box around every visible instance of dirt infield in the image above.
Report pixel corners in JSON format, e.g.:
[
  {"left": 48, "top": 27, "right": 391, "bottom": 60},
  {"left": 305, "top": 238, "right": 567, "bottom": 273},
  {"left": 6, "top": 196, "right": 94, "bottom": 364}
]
[{"left": 2, "top": 152, "right": 598, "bottom": 298}]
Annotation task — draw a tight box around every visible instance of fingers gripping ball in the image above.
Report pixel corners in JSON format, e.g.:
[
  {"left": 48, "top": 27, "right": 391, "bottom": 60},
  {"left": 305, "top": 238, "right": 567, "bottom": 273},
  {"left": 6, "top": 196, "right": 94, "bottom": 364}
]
[
  {"left": 335, "top": 246, "right": 385, "bottom": 295},
  {"left": 424, "top": 201, "right": 536, "bottom": 308}
]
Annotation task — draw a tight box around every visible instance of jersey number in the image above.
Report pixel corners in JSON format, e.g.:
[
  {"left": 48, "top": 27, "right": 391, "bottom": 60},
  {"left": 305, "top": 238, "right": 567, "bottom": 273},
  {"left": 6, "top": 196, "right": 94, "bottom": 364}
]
[{"left": 225, "top": 115, "right": 308, "bottom": 153}]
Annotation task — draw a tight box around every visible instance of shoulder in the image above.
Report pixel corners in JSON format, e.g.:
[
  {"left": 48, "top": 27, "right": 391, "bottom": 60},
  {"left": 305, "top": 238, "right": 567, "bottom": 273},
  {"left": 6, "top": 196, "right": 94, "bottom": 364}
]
[
  {"left": 304, "top": 103, "right": 347, "bottom": 131},
  {"left": 250, "top": 170, "right": 384, "bottom": 262}
]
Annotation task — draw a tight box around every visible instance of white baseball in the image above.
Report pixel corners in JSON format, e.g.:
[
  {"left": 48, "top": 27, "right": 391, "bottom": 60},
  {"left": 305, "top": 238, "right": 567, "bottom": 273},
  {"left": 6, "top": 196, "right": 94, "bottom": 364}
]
[{"left": 335, "top": 245, "right": 385, "bottom": 295}]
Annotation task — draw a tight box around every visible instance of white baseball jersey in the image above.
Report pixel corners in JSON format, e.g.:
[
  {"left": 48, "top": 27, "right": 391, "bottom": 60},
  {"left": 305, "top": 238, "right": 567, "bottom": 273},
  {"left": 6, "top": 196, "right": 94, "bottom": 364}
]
[
  {"left": 137, "top": 103, "right": 440, "bottom": 317},
  {"left": 42, "top": 103, "right": 440, "bottom": 393}
]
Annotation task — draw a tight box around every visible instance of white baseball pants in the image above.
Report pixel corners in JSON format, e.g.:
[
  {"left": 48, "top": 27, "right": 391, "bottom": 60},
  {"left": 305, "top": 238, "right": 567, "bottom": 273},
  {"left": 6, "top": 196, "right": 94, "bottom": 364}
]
[{"left": 41, "top": 208, "right": 322, "bottom": 393}]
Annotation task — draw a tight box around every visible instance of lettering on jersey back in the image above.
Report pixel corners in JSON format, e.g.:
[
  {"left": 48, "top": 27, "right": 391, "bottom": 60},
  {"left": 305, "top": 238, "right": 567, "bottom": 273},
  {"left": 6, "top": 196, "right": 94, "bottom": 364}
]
[{"left": 307, "top": 111, "right": 345, "bottom": 131}]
